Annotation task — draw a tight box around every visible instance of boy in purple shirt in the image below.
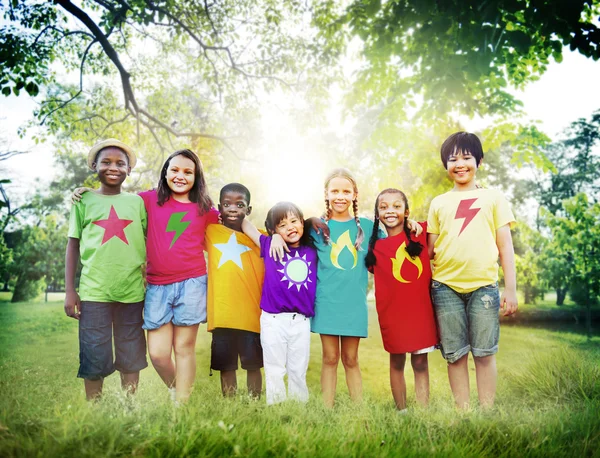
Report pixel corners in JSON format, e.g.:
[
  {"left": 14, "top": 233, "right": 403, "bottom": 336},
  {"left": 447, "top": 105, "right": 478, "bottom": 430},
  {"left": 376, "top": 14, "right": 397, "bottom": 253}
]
[{"left": 242, "top": 202, "right": 317, "bottom": 404}]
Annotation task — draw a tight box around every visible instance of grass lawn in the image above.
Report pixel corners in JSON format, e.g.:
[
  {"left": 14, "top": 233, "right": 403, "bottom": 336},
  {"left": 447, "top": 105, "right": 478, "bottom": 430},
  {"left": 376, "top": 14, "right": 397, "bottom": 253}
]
[{"left": 0, "top": 300, "right": 599, "bottom": 457}]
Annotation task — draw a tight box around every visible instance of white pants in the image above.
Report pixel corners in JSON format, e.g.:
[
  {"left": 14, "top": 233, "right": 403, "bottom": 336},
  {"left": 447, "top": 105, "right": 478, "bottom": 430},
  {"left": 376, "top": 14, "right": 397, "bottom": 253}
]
[{"left": 260, "top": 311, "right": 311, "bottom": 405}]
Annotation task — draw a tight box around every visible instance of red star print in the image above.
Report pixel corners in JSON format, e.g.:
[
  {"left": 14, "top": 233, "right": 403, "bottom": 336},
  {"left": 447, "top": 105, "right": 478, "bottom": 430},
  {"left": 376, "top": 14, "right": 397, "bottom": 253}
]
[{"left": 92, "top": 205, "right": 133, "bottom": 245}]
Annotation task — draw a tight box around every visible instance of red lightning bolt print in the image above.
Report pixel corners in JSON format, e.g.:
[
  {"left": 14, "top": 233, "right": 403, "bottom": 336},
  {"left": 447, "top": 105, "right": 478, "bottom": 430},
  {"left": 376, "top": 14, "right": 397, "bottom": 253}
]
[{"left": 454, "top": 198, "right": 480, "bottom": 235}]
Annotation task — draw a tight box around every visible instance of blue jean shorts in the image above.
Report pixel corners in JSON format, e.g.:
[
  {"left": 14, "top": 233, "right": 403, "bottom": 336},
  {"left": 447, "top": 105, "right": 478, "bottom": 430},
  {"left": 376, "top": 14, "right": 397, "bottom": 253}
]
[
  {"left": 78, "top": 301, "right": 148, "bottom": 380},
  {"left": 143, "top": 275, "right": 208, "bottom": 330},
  {"left": 431, "top": 281, "right": 500, "bottom": 364}
]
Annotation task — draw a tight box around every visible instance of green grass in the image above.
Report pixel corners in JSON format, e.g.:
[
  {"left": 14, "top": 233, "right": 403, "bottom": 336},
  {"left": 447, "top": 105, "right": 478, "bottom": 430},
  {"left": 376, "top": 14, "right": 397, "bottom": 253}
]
[{"left": 0, "top": 301, "right": 599, "bottom": 457}]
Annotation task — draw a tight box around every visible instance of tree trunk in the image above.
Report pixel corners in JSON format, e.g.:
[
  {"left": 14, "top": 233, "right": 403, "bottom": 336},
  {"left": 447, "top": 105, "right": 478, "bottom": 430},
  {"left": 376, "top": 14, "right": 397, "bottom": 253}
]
[
  {"left": 556, "top": 287, "right": 567, "bottom": 306},
  {"left": 11, "top": 276, "right": 28, "bottom": 303},
  {"left": 587, "top": 304, "right": 592, "bottom": 340}
]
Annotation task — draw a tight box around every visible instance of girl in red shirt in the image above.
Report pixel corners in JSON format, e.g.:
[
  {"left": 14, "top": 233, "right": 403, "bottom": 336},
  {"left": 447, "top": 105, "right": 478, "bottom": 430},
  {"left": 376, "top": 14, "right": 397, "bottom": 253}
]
[{"left": 365, "top": 188, "right": 438, "bottom": 411}]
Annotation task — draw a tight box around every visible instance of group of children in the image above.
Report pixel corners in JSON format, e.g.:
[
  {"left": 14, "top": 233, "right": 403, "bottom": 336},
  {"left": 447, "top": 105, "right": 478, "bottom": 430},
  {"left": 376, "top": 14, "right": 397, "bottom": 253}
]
[{"left": 66, "top": 131, "right": 517, "bottom": 410}]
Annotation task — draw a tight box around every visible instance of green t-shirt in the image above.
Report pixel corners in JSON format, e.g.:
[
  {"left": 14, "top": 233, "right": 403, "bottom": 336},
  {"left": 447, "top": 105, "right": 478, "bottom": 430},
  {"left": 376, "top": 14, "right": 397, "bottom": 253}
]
[{"left": 68, "top": 192, "right": 147, "bottom": 303}]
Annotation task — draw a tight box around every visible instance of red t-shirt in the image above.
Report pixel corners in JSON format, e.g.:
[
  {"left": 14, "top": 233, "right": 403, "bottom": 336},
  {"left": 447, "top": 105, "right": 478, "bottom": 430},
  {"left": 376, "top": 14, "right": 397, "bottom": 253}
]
[
  {"left": 372, "top": 223, "right": 438, "bottom": 353},
  {"left": 140, "top": 190, "right": 219, "bottom": 285}
]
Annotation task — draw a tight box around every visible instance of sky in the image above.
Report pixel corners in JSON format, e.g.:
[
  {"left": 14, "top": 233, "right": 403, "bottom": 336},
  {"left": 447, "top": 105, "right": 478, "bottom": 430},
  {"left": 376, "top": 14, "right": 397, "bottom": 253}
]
[{"left": 1, "top": 48, "right": 599, "bottom": 208}]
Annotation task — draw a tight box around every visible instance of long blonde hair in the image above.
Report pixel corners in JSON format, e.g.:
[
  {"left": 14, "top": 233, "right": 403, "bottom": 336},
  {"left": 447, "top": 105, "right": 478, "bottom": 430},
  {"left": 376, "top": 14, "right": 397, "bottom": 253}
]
[{"left": 323, "top": 168, "right": 364, "bottom": 250}]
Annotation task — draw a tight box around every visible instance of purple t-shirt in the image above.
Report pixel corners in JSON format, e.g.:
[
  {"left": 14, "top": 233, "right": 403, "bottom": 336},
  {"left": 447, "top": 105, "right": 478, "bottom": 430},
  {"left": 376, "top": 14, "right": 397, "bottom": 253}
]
[{"left": 259, "top": 235, "right": 317, "bottom": 317}]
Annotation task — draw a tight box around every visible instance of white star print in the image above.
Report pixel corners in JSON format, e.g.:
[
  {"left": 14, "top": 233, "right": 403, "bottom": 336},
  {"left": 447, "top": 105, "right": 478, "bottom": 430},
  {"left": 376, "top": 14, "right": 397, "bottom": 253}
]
[{"left": 214, "top": 232, "right": 252, "bottom": 269}]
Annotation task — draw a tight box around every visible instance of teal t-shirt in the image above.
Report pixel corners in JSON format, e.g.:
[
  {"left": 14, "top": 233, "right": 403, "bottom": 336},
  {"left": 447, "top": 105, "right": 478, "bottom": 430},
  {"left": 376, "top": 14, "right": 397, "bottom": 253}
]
[
  {"left": 310, "top": 217, "right": 378, "bottom": 337},
  {"left": 68, "top": 192, "right": 147, "bottom": 303}
]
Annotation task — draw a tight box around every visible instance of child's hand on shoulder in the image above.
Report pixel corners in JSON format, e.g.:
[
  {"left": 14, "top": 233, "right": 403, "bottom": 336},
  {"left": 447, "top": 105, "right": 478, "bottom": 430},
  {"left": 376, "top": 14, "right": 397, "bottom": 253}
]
[
  {"left": 307, "top": 217, "right": 330, "bottom": 240},
  {"left": 64, "top": 290, "right": 81, "bottom": 320},
  {"left": 270, "top": 233, "right": 289, "bottom": 262},
  {"left": 407, "top": 219, "right": 423, "bottom": 237},
  {"left": 71, "top": 187, "right": 93, "bottom": 204}
]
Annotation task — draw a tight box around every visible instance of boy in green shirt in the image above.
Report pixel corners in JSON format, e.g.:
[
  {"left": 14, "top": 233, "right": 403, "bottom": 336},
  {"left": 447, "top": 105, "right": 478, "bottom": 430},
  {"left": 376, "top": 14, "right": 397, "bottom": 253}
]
[{"left": 64, "top": 139, "right": 147, "bottom": 400}]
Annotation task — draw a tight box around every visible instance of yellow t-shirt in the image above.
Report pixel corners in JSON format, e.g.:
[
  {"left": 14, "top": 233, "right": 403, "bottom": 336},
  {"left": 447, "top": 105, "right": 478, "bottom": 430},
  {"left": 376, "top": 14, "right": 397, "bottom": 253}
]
[
  {"left": 427, "top": 188, "right": 516, "bottom": 293},
  {"left": 205, "top": 224, "right": 265, "bottom": 333}
]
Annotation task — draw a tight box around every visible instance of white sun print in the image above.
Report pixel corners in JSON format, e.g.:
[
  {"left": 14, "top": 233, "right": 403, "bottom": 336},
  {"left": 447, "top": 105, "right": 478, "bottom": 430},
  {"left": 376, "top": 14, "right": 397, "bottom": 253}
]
[{"left": 278, "top": 251, "right": 312, "bottom": 291}]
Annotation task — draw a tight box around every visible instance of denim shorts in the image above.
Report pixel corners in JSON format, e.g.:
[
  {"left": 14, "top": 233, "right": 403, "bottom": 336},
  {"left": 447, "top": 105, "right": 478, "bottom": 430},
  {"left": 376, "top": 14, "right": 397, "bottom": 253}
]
[
  {"left": 143, "top": 275, "right": 208, "bottom": 330},
  {"left": 210, "top": 328, "right": 263, "bottom": 371},
  {"left": 78, "top": 301, "right": 148, "bottom": 380},
  {"left": 431, "top": 281, "right": 500, "bottom": 363}
]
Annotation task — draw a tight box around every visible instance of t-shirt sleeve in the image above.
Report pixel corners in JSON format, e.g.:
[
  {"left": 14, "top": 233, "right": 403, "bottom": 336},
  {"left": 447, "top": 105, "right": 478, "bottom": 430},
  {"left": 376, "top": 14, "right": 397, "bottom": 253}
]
[
  {"left": 259, "top": 234, "right": 270, "bottom": 259},
  {"left": 426, "top": 200, "right": 440, "bottom": 234},
  {"left": 494, "top": 192, "right": 516, "bottom": 230},
  {"left": 139, "top": 198, "right": 148, "bottom": 233},
  {"left": 68, "top": 202, "right": 83, "bottom": 239},
  {"left": 206, "top": 208, "right": 220, "bottom": 225}
]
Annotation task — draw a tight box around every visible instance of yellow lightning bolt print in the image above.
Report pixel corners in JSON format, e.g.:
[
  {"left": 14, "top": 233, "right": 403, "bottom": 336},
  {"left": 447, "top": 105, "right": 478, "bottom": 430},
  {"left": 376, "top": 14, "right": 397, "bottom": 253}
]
[
  {"left": 330, "top": 230, "right": 358, "bottom": 270},
  {"left": 391, "top": 242, "right": 423, "bottom": 283}
]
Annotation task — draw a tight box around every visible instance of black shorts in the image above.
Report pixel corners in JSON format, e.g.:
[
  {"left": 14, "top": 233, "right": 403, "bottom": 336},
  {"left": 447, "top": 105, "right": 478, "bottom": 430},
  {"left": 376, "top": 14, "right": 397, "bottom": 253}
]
[
  {"left": 78, "top": 301, "right": 148, "bottom": 380},
  {"left": 210, "top": 328, "right": 263, "bottom": 371}
]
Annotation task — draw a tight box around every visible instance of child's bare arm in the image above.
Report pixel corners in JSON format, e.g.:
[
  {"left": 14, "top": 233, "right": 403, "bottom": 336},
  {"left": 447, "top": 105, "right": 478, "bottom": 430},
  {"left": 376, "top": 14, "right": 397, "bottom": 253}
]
[
  {"left": 406, "top": 219, "right": 423, "bottom": 237},
  {"left": 241, "top": 219, "right": 261, "bottom": 247},
  {"left": 427, "top": 233, "right": 438, "bottom": 259},
  {"left": 64, "top": 237, "right": 81, "bottom": 320},
  {"left": 496, "top": 224, "right": 518, "bottom": 316}
]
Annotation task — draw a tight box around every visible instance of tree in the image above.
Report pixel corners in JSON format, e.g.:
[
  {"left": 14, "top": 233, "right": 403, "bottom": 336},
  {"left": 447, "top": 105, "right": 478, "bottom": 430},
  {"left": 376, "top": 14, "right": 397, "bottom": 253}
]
[
  {"left": 513, "top": 224, "right": 545, "bottom": 304},
  {"left": 544, "top": 194, "right": 600, "bottom": 337},
  {"left": 337, "top": 0, "right": 600, "bottom": 121},
  {"left": 1, "top": 0, "right": 339, "bottom": 152}
]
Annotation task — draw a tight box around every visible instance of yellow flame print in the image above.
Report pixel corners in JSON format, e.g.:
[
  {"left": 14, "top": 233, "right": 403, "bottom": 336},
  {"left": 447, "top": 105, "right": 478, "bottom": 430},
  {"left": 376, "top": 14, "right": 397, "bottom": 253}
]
[
  {"left": 330, "top": 230, "right": 357, "bottom": 270},
  {"left": 391, "top": 242, "right": 423, "bottom": 283}
]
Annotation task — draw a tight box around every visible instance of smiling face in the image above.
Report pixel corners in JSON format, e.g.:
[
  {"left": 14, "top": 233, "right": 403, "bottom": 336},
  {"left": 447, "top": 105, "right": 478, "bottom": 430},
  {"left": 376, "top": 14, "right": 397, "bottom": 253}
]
[
  {"left": 166, "top": 154, "right": 196, "bottom": 201},
  {"left": 219, "top": 190, "right": 251, "bottom": 232},
  {"left": 446, "top": 150, "right": 479, "bottom": 190},
  {"left": 93, "top": 146, "right": 130, "bottom": 190},
  {"left": 326, "top": 176, "right": 356, "bottom": 218},
  {"left": 377, "top": 192, "right": 409, "bottom": 236},
  {"left": 273, "top": 211, "right": 304, "bottom": 248}
]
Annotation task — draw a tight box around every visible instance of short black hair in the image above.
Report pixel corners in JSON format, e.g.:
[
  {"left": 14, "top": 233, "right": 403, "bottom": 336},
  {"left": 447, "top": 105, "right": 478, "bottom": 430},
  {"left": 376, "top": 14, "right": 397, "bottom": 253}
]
[
  {"left": 440, "top": 132, "right": 484, "bottom": 168},
  {"left": 94, "top": 146, "right": 130, "bottom": 166},
  {"left": 265, "top": 201, "right": 315, "bottom": 248},
  {"left": 219, "top": 183, "right": 251, "bottom": 205}
]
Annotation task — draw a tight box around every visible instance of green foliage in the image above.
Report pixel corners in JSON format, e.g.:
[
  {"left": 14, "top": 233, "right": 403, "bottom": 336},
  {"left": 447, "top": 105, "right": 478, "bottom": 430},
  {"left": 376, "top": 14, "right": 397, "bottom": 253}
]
[
  {"left": 544, "top": 193, "right": 600, "bottom": 318},
  {"left": 340, "top": 0, "right": 600, "bottom": 120},
  {"left": 9, "top": 215, "right": 67, "bottom": 303},
  {"left": 513, "top": 224, "right": 545, "bottom": 304}
]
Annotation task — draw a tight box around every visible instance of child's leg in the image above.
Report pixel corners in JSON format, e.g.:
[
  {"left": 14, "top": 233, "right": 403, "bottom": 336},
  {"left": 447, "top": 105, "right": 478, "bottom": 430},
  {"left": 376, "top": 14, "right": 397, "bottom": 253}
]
[
  {"left": 389, "top": 353, "right": 407, "bottom": 410},
  {"left": 220, "top": 371, "right": 237, "bottom": 397},
  {"left": 286, "top": 315, "right": 311, "bottom": 402},
  {"left": 239, "top": 331, "right": 263, "bottom": 399},
  {"left": 113, "top": 301, "right": 148, "bottom": 395},
  {"left": 468, "top": 283, "right": 501, "bottom": 409},
  {"left": 84, "top": 379, "right": 104, "bottom": 400},
  {"left": 173, "top": 323, "right": 200, "bottom": 402},
  {"left": 411, "top": 353, "right": 430, "bottom": 407},
  {"left": 340, "top": 336, "right": 362, "bottom": 403},
  {"left": 147, "top": 322, "right": 176, "bottom": 388},
  {"left": 474, "top": 355, "right": 497, "bottom": 408},
  {"left": 246, "top": 370, "right": 262, "bottom": 398},
  {"left": 260, "top": 312, "right": 288, "bottom": 405},
  {"left": 448, "top": 355, "right": 470, "bottom": 409},
  {"left": 320, "top": 334, "right": 340, "bottom": 408}
]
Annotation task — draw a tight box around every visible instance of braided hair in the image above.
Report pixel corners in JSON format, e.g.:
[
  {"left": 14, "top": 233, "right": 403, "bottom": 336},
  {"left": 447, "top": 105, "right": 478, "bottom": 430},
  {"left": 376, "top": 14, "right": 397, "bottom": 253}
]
[
  {"left": 365, "top": 188, "right": 423, "bottom": 270},
  {"left": 324, "top": 168, "right": 364, "bottom": 250}
]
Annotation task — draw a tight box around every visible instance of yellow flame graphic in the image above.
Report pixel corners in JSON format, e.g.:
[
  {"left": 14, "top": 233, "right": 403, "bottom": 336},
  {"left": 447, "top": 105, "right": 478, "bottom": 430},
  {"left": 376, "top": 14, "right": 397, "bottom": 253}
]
[
  {"left": 391, "top": 242, "right": 423, "bottom": 283},
  {"left": 330, "top": 230, "right": 357, "bottom": 270}
]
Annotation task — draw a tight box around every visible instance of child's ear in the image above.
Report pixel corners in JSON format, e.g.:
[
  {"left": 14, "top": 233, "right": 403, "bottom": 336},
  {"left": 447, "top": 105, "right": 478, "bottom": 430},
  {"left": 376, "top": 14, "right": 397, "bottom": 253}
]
[
  {"left": 405, "top": 209, "right": 410, "bottom": 218},
  {"left": 246, "top": 205, "right": 252, "bottom": 216},
  {"left": 478, "top": 158, "right": 484, "bottom": 169},
  {"left": 218, "top": 203, "right": 223, "bottom": 213},
  {"left": 127, "top": 166, "right": 131, "bottom": 176}
]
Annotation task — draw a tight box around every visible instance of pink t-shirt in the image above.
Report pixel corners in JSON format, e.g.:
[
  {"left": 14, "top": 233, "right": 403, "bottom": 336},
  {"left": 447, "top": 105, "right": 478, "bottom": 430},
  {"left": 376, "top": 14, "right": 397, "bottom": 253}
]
[{"left": 140, "top": 190, "right": 219, "bottom": 285}]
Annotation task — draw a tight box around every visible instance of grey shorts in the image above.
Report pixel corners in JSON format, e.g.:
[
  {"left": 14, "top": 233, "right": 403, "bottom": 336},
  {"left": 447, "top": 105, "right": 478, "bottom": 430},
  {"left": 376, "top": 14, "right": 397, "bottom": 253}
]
[{"left": 431, "top": 281, "right": 500, "bottom": 363}]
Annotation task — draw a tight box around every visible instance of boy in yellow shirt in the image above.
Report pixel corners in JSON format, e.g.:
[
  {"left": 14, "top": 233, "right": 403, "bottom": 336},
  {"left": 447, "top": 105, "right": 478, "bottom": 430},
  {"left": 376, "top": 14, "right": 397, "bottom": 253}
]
[
  {"left": 427, "top": 132, "right": 517, "bottom": 409},
  {"left": 205, "top": 183, "right": 264, "bottom": 397}
]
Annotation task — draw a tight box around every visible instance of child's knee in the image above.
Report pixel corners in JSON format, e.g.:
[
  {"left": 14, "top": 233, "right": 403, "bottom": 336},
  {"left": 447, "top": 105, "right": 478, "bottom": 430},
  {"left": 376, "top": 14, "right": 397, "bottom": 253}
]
[
  {"left": 474, "top": 354, "right": 494, "bottom": 367},
  {"left": 322, "top": 351, "right": 340, "bottom": 367},
  {"left": 149, "top": 351, "right": 171, "bottom": 368},
  {"left": 411, "top": 355, "right": 428, "bottom": 373},
  {"left": 341, "top": 352, "right": 358, "bottom": 369},
  {"left": 390, "top": 354, "right": 406, "bottom": 371}
]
